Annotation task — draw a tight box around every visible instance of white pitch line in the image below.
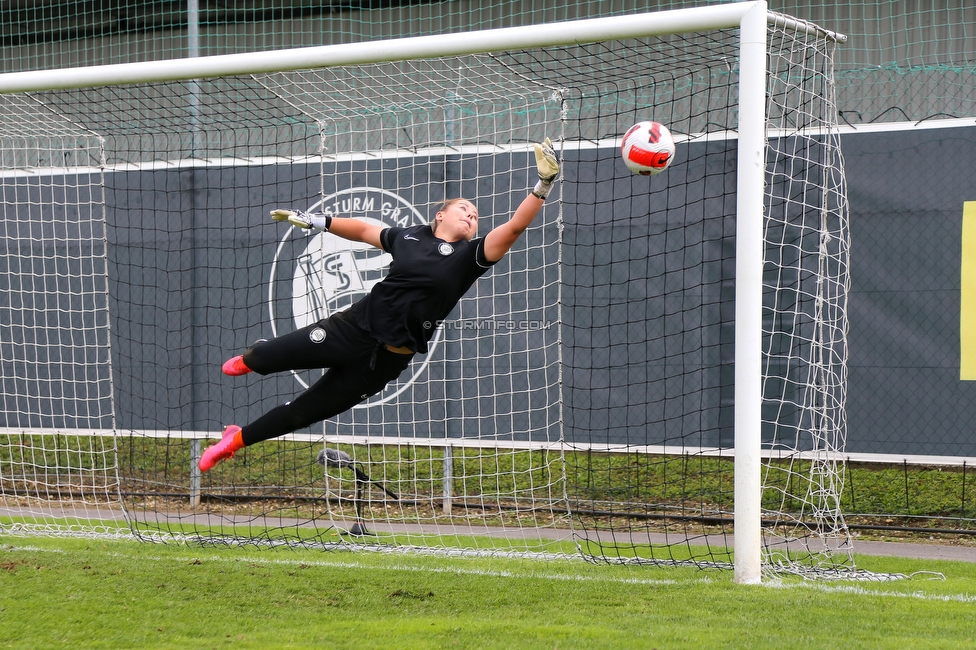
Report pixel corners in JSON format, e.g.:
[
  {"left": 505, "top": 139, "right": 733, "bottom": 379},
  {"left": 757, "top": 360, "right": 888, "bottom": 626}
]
[
  {"left": 2, "top": 542, "right": 682, "bottom": 586},
  {"left": 766, "top": 579, "right": 976, "bottom": 604},
  {"left": 8, "top": 543, "right": 976, "bottom": 601}
]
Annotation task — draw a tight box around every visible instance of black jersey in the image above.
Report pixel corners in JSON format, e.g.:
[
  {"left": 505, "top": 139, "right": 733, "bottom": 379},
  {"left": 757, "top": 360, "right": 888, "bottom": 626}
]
[{"left": 348, "top": 224, "right": 496, "bottom": 354}]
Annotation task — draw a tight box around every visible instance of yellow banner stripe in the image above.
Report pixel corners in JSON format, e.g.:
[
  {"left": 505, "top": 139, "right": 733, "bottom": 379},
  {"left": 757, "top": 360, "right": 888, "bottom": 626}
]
[{"left": 961, "top": 202, "right": 976, "bottom": 380}]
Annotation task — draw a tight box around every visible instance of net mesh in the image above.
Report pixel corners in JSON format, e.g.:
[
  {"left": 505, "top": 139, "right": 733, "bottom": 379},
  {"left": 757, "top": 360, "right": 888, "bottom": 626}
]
[
  {"left": 0, "top": 93, "right": 120, "bottom": 535},
  {"left": 0, "top": 13, "right": 857, "bottom": 577},
  {"left": 0, "top": 1, "right": 973, "bottom": 125}
]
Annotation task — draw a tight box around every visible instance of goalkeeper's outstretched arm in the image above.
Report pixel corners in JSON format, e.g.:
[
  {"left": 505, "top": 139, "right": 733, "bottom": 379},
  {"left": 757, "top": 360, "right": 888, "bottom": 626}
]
[
  {"left": 483, "top": 137, "right": 559, "bottom": 263},
  {"left": 269, "top": 209, "right": 384, "bottom": 248},
  {"left": 326, "top": 218, "right": 384, "bottom": 248}
]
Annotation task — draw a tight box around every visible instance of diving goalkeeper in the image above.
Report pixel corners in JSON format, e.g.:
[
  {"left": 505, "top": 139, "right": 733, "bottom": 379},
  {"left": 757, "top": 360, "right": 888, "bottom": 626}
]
[{"left": 199, "top": 138, "right": 559, "bottom": 471}]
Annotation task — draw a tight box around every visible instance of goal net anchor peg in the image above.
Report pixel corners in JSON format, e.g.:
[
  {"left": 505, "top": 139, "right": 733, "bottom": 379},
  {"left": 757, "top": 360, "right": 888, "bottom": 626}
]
[{"left": 318, "top": 447, "right": 398, "bottom": 537}]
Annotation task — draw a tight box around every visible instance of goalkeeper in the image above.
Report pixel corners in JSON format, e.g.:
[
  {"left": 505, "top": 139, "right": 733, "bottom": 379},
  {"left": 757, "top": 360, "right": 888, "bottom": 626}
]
[{"left": 200, "top": 138, "right": 559, "bottom": 471}]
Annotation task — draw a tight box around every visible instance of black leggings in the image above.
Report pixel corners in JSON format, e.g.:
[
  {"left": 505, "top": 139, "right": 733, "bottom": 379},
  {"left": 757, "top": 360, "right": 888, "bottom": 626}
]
[{"left": 238, "top": 310, "right": 413, "bottom": 446}]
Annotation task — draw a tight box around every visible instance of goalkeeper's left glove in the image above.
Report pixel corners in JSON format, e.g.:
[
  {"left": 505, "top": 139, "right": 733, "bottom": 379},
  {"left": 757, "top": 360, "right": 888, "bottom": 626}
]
[
  {"left": 270, "top": 209, "right": 332, "bottom": 231},
  {"left": 531, "top": 137, "right": 559, "bottom": 200}
]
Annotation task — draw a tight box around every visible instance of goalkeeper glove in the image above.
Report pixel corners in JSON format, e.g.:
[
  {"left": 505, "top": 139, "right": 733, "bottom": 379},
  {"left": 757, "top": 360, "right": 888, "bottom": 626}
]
[
  {"left": 270, "top": 209, "right": 332, "bottom": 231},
  {"left": 531, "top": 137, "right": 559, "bottom": 200}
]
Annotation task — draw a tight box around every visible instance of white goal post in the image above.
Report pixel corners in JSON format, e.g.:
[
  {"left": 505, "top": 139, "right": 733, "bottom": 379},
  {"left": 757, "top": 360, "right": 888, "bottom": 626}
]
[
  {"left": 0, "top": 4, "right": 834, "bottom": 93},
  {"left": 0, "top": 1, "right": 851, "bottom": 584}
]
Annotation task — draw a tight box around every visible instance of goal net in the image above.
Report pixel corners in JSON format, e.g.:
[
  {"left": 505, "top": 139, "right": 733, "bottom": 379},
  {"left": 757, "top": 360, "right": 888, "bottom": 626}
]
[{"left": 0, "top": 4, "right": 853, "bottom": 579}]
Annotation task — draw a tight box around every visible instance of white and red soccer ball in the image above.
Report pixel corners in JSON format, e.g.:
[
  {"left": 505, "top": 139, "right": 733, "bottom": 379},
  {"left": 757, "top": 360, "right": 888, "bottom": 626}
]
[{"left": 620, "top": 120, "right": 675, "bottom": 175}]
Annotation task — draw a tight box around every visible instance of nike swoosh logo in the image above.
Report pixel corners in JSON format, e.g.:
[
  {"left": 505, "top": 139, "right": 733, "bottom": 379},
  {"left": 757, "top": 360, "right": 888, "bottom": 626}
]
[{"left": 403, "top": 234, "right": 419, "bottom": 241}]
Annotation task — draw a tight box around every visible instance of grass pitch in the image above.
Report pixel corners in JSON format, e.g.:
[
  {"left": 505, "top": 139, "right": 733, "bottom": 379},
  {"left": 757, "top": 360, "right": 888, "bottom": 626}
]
[{"left": 1, "top": 535, "right": 975, "bottom": 649}]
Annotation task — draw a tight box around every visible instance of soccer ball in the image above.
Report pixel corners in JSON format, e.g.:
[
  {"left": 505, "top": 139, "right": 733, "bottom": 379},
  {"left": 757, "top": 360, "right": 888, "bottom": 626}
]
[{"left": 620, "top": 121, "right": 675, "bottom": 175}]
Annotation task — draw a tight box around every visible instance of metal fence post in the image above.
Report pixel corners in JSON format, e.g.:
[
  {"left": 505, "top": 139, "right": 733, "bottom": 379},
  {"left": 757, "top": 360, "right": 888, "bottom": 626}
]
[
  {"left": 443, "top": 445, "right": 453, "bottom": 515},
  {"left": 190, "top": 438, "right": 202, "bottom": 507}
]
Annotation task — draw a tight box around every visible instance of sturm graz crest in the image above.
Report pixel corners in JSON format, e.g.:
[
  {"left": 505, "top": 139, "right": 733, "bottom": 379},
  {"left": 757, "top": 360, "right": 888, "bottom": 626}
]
[{"left": 268, "top": 187, "right": 440, "bottom": 405}]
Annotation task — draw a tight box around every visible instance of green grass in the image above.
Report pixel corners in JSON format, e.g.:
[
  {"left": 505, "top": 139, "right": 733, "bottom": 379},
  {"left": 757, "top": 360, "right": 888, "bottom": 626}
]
[
  {"left": 2, "top": 535, "right": 976, "bottom": 649},
  {"left": 10, "top": 434, "right": 976, "bottom": 528}
]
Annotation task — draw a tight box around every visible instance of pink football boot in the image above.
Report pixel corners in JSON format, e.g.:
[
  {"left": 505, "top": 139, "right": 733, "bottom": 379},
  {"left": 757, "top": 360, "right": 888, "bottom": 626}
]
[{"left": 199, "top": 425, "right": 244, "bottom": 472}]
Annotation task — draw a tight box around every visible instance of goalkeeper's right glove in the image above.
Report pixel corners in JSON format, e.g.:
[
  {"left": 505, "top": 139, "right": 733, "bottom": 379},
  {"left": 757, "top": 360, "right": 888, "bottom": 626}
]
[{"left": 270, "top": 209, "right": 332, "bottom": 231}]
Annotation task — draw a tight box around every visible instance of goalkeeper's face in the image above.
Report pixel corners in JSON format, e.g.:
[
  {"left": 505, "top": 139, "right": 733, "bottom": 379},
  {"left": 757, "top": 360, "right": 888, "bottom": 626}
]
[{"left": 434, "top": 198, "right": 479, "bottom": 241}]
